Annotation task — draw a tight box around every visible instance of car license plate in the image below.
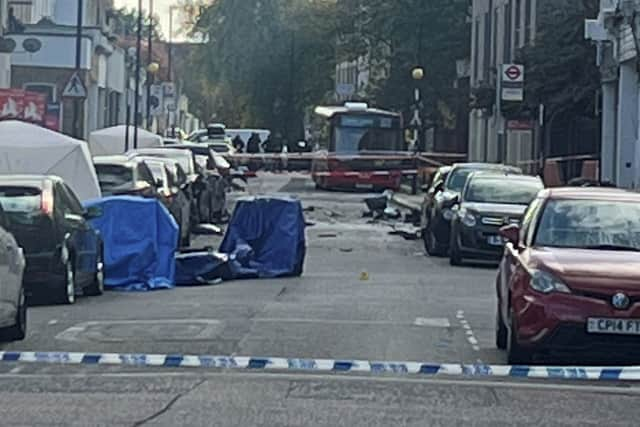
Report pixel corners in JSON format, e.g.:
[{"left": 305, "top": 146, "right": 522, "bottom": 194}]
[
  {"left": 587, "top": 318, "right": 640, "bottom": 335},
  {"left": 487, "top": 235, "right": 504, "bottom": 246},
  {"left": 355, "top": 183, "right": 373, "bottom": 189},
  {"left": 358, "top": 172, "right": 372, "bottom": 179}
]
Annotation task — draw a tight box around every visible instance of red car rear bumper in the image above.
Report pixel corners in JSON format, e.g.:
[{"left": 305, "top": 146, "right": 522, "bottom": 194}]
[{"left": 513, "top": 289, "right": 640, "bottom": 352}]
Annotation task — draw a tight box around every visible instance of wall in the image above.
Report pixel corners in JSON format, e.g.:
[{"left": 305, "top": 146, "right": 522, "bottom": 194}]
[{"left": 10, "top": 34, "right": 92, "bottom": 69}]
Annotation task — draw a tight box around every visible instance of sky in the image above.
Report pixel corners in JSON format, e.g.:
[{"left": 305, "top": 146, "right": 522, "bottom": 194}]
[{"left": 114, "top": 0, "right": 185, "bottom": 41}]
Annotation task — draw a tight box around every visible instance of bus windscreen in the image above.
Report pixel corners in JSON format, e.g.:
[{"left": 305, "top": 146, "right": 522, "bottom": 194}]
[{"left": 332, "top": 115, "right": 403, "bottom": 153}]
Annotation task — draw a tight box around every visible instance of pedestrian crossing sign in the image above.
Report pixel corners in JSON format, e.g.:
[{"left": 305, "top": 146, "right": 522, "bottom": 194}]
[{"left": 62, "top": 72, "right": 87, "bottom": 99}]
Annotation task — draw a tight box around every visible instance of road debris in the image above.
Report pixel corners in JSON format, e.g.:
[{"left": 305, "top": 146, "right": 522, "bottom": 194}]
[{"left": 359, "top": 271, "right": 369, "bottom": 281}]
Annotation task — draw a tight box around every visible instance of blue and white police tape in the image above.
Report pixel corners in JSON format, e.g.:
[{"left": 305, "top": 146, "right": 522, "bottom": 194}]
[{"left": 1, "top": 351, "right": 639, "bottom": 380}]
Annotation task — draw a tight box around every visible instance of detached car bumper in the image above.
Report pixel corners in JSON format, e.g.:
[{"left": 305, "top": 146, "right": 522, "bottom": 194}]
[{"left": 513, "top": 290, "right": 640, "bottom": 353}]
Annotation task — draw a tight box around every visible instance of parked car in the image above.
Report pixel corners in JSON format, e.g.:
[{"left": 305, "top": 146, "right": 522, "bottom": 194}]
[
  {"left": 0, "top": 204, "right": 27, "bottom": 341},
  {"left": 128, "top": 148, "right": 212, "bottom": 226},
  {"left": 496, "top": 187, "right": 640, "bottom": 364},
  {"left": 420, "top": 166, "right": 451, "bottom": 250},
  {"left": 137, "top": 157, "right": 192, "bottom": 247},
  {"left": 93, "top": 155, "right": 158, "bottom": 198},
  {"left": 0, "top": 176, "right": 104, "bottom": 305},
  {"left": 164, "top": 143, "right": 229, "bottom": 222},
  {"left": 448, "top": 173, "right": 543, "bottom": 266},
  {"left": 422, "top": 163, "right": 522, "bottom": 257}
]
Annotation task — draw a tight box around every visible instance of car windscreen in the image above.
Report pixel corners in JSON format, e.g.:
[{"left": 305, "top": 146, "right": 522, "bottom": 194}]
[
  {"left": 136, "top": 152, "right": 194, "bottom": 175},
  {"left": 535, "top": 199, "right": 640, "bottom": 250},
  {"left": 145, "top": 162, "right": 165, "bottom": 180},
  {"left": 445, "top": 169, "right": 474, "bottom": 193},
  {"left": 464, "top": 178, "right": 542, "bottom": 205},
  {"left": 333, "top": 126, "right": 402, "bottom": 152},
  {"left": 95, "top": 164, "right": 134, "bottom": 189},
  {"left": 0, "top": 186, "right": 43, "bottom": 225}
]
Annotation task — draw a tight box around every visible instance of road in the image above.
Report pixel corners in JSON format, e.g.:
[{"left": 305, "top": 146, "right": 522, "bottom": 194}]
[{"left": 0, "top": 173, "right": 638, "bottom": 426}]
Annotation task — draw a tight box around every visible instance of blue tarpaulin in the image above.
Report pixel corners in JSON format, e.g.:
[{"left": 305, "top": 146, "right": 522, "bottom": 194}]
[
  {"left": 219, "top": 196, "right": 306, "bottom": 279},
  {"left": 83, "top": 196, "right": 178, "bottom": 291}
]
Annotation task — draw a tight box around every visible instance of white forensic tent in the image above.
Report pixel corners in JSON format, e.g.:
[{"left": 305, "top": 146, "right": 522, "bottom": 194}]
[
  {"left": 89, "top": 125, "right": 162, "bottom": 156},
  {"left": 0, "top": 121, "right": 101, "bottom": 201}
]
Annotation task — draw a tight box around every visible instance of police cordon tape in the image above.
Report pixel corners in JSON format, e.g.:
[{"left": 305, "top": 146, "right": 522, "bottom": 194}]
[{"left": 1, "top": 351, "right": 639, "bottom": 380}]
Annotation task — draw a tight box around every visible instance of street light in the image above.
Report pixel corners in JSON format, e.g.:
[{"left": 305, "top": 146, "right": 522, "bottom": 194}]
[{"left": 410, "top": 66, "right": 425, "bottom": 152}]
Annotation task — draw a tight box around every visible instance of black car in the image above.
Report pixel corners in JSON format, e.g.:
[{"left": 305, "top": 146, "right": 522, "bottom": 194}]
[
  {"left": 0, "top": 176, "right": 104, "bottom": 304},
  {"left": 128, "top": 148, "right": 214, "bottom": 226},
  {"left": 93, "top": 155, "right": 158, "bottom": 198},
  {"left": 423, "top": 163, "right": 522, "bottom": 257},
  {"left": 448, "top": 173, "right": 543, "bottom": 266},
  {"left": 137, "top": 157, "right": 193, "bottom": 247}
]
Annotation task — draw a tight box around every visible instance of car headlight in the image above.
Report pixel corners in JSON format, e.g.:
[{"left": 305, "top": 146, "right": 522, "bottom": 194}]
[
  {"left": 459, "top": 209, "right": 476, "bottom": 227},
  {"left": 442, "top": 209, "right": 454, "bottom": 221},
  {"left": 529, "top": 270, "right": 571, "bottom": 294}
]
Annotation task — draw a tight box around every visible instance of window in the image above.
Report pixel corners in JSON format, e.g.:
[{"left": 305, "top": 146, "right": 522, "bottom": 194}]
[
  {"left": 137, "top": 163, "right": 156, "bottom": 186},
  {"left": 483, "top": 12, "right": 491, "bottom": 80},
  {"left": 23, "top": 83, "right": 56, "bottom": 103},
  {"left": 503, "top": 1, "right": 512, "bottom": 63},
  {"left": 514, "top": 0, "right": 522, "bottom": 47},
  {"left": 61, "top": 184, "right": 84, "bottom": 215},
  {"left": 524, "top": 0, "right": 532, "bottom": 43},
  {"left": 473, "top": 19, "right": 480, "bottom": 81}
]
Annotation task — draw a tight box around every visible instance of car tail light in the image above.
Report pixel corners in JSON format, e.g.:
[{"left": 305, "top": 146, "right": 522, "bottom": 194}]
[{"left": 41, "top": 183, "right": 54, "bottom": 216}]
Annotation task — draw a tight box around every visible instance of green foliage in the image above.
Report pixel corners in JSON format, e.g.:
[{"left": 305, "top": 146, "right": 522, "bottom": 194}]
[
  {"left": 337, "top": 0, "right": 471, "bottom": 127},
  {"left": 518, "top": 0, "right": 600, "bottom": 117},
  {"left": 183, "top": 0, "right": 337, "bottom": 140},
  {"left": 110, "top": 7, "right": 163, "bottom": 40}
]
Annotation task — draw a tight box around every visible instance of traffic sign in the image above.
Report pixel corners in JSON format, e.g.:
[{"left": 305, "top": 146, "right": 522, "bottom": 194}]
[
  {"left": 502, "top": 64, "right": 524, "bottom": 83},
  {"left": 62, "top": 72, "right": 87, "bottom": 98}
]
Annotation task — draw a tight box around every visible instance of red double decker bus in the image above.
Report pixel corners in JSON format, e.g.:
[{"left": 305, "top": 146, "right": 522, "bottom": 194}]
[{"left": 311, "top": 102, "right": 413, "bottom": 191}]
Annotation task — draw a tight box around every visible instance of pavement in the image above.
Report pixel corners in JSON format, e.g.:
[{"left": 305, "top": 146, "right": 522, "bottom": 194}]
[{"left": 0, "top": 172, "right": 639, "bottom": 426}]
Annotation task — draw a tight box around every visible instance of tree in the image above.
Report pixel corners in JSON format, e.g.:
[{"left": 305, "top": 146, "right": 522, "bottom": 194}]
[
  {"left": 182, "top": 0, "right": 337, "bottom": 141},
  {"left": 109, "top": 7, "right": 163, "bottom": 40},
  {"left": 337, "top": 0, "right": 471, "bottom": 131},
  {"left": 518, "top": 0, "right": 600, "bottom": 120}
]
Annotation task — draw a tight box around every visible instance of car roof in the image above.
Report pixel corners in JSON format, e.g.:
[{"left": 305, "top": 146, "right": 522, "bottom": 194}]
[
  {"left": 0, "top": 175, "right": 62, "bottom": 187},
  {"left": 468, "top": 172, "right": 541, "bottom": 182},
  {"left": 129, "top": 148, "right": 192, "bottom": 158},
  {"left": 93, "top": 155, "right": 138, "bottom": 167},
  {"left": 451, "top": 162, "right": 521, "bottom": 171},
  {"left": 541, "top": 187, "right": 640, "bottom": 202}
]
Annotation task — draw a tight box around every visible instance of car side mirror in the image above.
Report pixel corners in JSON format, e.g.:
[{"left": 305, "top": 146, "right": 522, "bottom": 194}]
[
  {"left": 156, "top": 178, "right": 164, "bottom": 187},
  {"left": 65, "top": 213, "right": 85, "bottom": 225},
  {"left": 442, "top": 194, "right": 459, "bottom": 209},
  {"left": 499, "top": 224, "right": 520, "bottom": 246},
  {"left": 83, "top": 205, "right": 103, "bottom": 220}
]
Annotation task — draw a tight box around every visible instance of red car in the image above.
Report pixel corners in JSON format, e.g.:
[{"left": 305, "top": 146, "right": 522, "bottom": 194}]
[{"left": 496, "top": 187, "right": 640, "bottom": 364}]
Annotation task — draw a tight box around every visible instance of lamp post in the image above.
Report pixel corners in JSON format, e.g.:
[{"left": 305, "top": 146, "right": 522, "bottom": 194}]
[
  {"left": 146, "top": 62, "right": 160, "bottom": 131},
  {"left": 133, "top": 0, "right": 143, "bottom": 149},
  {"left": 145, "top": 0, "right": 155, "bottom": 130},
  {"left": 410, "top": 66, "right": 425, "bottom": 152}
]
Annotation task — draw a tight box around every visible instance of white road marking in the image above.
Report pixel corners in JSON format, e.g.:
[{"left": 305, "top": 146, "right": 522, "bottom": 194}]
[
  {"left": 8, "top": 366, "right": 22, "bottom": 374},
  {"left": 413, "top": 317, "right": 451, "bottom": 328},
  {"left": 456, "top": 311, "right": 481, "bottom": 354},
  {"left": 48, "top": 319, "right": 58, "bottom": 325}
]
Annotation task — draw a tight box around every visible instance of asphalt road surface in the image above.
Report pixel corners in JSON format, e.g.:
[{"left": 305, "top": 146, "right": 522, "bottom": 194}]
[{"left": 1, "top": 173, "right": 639, "bottom": 426}]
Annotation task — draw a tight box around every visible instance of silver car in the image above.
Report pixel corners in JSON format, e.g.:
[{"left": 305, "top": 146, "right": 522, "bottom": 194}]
[{"left": 0, "top": 204, "right": 26, "bottom": 341}]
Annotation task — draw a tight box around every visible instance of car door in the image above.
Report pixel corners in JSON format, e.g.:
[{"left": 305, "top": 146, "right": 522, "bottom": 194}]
[
  {"left": 499, "top": 197, "right": 543, "bottom": 319},
  {"left": 0, "top": 206, "right": 24, "bottom": 315},
  {"left": 58, "top": 183, "right": 98, "bottom": 286}
]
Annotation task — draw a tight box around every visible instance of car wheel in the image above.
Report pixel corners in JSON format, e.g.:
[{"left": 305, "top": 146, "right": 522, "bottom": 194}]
[
  {"left": 449, "top": 233, "right": 463, "bottom": 266},
  {"left": 507, "top": 310, "right": 532, "bottom": 365},
  {"left": 424, "top": 227, "right": 440, "bottom": 256},
  {"left": 496, "top": 303, "right": 507, "bottom": 350},
  {"left": 0, "top": 288, "right": 27, "bottom": 341},
  {"left": 85, "top": 246, "right": 104, "bottom": 296},
  {"left": 59, "top": 259, "right": 76, "bottom": 305}
]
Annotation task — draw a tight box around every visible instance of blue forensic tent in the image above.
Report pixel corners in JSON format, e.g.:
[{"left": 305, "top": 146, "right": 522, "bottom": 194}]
[
  {"left": 219, "top": 196, "right": 306, "bottom": 279},
  {"left": 83, "top": 196, "right": 178, "bottom": 291}
]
